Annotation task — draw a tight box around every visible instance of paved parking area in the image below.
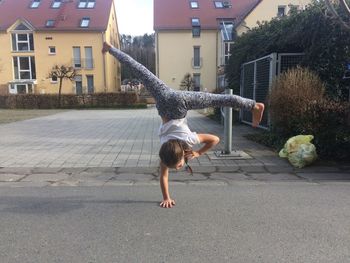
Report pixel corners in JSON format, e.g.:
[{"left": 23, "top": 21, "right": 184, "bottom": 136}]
[{"left": 0, "top": 107, "right": 269, "bottom": 168}]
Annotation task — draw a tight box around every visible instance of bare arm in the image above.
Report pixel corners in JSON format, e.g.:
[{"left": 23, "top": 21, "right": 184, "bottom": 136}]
[
  {"left": 159, "top": 161, "right": 176, "bottom": 208},
  {"left": 185, "top": 134, "right": 220, "bottom": 160}
]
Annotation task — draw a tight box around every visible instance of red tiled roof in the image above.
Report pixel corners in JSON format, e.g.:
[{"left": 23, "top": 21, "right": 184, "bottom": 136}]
[
  {"left": 0, "top": 0, "right": 113, "bottom": 31},
  {"left": 154, "top": 0, "right": 262, "bottom": 30}
]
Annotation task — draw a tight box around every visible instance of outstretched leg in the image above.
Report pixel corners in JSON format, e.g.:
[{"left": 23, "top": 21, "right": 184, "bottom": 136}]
[
  {"left": 103, "top": 43, "right": 170, "bottom": 100},
  {"left": 181, "top": 91, "right": 264, "bottom": 127}
]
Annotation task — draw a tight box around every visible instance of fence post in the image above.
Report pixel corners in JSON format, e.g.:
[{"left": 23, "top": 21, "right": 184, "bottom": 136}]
[{"left": 224, "top": 88, "right": 233, "bottom": 154}]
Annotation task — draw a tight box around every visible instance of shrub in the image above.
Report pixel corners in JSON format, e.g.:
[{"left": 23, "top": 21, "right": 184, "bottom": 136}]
[
  {"left": 269, "top": 67, "right": 325, "bottom": 137},
  {"left": 269, "top": 67, "right": 350, "bottom": 161},
  {"left": 0, "top": 92, "right": 140, "bottom": 109}
]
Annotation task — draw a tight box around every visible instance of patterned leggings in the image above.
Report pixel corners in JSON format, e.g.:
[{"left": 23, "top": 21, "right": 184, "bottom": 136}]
[{"left": 108, "top": 46, "right": 256, "bottom": 120}]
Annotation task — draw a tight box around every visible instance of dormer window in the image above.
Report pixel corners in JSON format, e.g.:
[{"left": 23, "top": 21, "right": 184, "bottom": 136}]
[
  {"left": 190, "top": 1, "right": 198, "bottom": 9},
  {"left": 220, "top": 21, "right": 235, "bottom": 41},
  {"left": 46, "top": 20, "right": 55, "bottom": 27},
  {"left": 214, "top": 1, "right": 224, "bottom": 8},
  {"left": 78, "top": 0, "right": 95, "bottom": 9},
  {"left": 51, "top": 0, "right": 61, "bottom": 8},
  {"left": 191, "top": 18, "right": 200, "bottom": 37},
  {"left": 11, "top": 23, "right": 34, "bottom": 52},
  {"left": 80, "top": 17, "right": 90, "bottom": 28},
  {"left": 30, "top": 0, "right": 41, "bottom": 8},
  {"left": 191, "top": 18, "right": 200, "bottom": 26}
]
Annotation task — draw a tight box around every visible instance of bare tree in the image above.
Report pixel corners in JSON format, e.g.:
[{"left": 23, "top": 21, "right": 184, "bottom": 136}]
[
  {"left": 180, "top": 73, "right": 195, "bottom": 91},
  {"left": 48, "top": 65, "right": 77, "bottom": 107},
  {"left": 324, "top": 0, "right": 350, "bottom": 30}
]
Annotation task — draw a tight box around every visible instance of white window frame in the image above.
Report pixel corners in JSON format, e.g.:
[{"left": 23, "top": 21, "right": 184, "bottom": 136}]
[
  {"left": 9, "top": 83, "right": 34, "bottom": 94},
  {"left": 223, "top": 42, "right": 234, "bottom": 65},
  {"left": 12, "top": 33, "right": 34, "bottom": 52},
  {"left": 13, "top": 56, "right": 36, "bottom": 80},
  {"left": 50, "top": 75, "right": 58, "bottom": 83},
  {"left": 49, "top": 46, "right": 56, "bottom": 55}
]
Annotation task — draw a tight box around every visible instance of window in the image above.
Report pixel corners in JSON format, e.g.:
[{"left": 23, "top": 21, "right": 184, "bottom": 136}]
[
  {"left": 78, "top": 0, "right": 95, "bottom": 8},
  {"left": 9, "top": 83, "right": 34, "bottom": 94},
  {"left": 73, "top": 47, "right": 81, "bottom": 68},
  {"left": 191, "top": 18, "right": 200, "bottom": 26},
  {"left": 220, "top": 21, "right": 235, "bottom": 41},
  {"left": 191, "top": 18, "right": 200, "bottom": 37},
  {"left": 80, "top": 17, "right": 90, "bottom": 27},
  {"left": 278, "top": 6, "right": 286, "bottom": 17},
  {"left": 49, "top": 46, "right": 56, "bottom": 54},
  {"left": 75, "top": 75, "right": 83, "bottom": 95},
  {"left": 11, "top": 33, "right": 34, "bottom": 51},
  {"left": 193, "top": 47, "right": 201, "bottom": 68},
  {"left": 51, "top": 0, "right": 61, "bottom": 8},
  {"left": 190, "top": 1, "right": 198, "bottom": 8},
  {"left": 87, "top": 75, "right": 94, "bottom": 93},
  {"left": 193, "top": 74, "right": 200, "bottom": 91},
  {"left": 224, "top": 42, "right": 234, "bottom": 65},
  {"left": 86, "top": 0, "right": 95, "bottom": 8},
  {"left": 46, "top": 20, "right": 55, "bottom": 27},
  {"left": 84, "top": 47, "right": 93, "bottom": 69},
  {"left": 214, "top": 1, "right": 223, "bottom": 8},
  {"left": 30, "top": 0, "right": 41, "bottom": 8},
  {"left": 14, "top": 23, "right": 30, "bottom": 30},
  {"left": 192, "top": 26, "right": 201, "bottom": 37},
  {"left": 13, "top": 56, "right": 36, "bottom": 80},
  {"left": 51, "top": 76, "right": 58, "bottom": 82}
]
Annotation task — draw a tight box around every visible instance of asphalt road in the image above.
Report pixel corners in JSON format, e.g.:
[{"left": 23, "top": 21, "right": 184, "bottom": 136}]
[{"left": 0, "top": 182, "right": 349, "bottom": 263}]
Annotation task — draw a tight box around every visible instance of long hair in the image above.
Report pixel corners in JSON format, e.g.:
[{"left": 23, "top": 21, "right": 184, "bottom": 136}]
[{"left": 159, "top": 139, "right": 190, "bottom": 168}]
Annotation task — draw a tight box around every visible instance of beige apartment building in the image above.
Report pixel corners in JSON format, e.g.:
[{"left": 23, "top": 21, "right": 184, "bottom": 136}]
[
  {"left": 154, "top": 0, "right": 311, "bottom": 92},
  {"left": 0, "top": 0, "right": 120, "bottom": 95}
]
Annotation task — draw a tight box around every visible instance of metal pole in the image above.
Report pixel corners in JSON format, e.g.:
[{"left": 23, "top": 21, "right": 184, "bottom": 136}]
[{"left": 224, "top": 88, "right": 232, "bottom": 154}]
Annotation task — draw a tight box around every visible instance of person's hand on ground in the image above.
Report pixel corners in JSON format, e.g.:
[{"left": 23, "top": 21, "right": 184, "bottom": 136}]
[{"left": 160, "top": 198, "right": 176, "bottom": 208}]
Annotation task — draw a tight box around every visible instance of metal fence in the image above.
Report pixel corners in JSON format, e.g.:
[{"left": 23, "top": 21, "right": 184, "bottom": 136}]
[{"left": 240, "top": 53, "right": 304, "bottom": 129}]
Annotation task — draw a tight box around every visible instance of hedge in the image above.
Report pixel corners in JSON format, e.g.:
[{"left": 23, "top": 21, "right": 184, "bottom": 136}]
[{"left": 0, "top": 92, "right": 140, "bottom": 109}]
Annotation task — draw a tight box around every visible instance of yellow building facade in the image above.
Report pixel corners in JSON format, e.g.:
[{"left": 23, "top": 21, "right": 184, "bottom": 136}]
[
  {"left": 154, "top": 0, "right": 312, "bottom": 92},
  {"left": 0, "top": 0, "right": 120, "bottom": 95}
]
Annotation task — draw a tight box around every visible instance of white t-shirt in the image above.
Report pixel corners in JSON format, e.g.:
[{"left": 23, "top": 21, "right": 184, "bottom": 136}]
[{"left": 159, "top": 118, "right": 200, "bottom": 147}]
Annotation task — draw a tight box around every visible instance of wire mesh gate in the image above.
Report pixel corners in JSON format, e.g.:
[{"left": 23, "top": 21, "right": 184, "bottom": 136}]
[{"left": 240, "top": 53, "right": 304, "bottom": 129}]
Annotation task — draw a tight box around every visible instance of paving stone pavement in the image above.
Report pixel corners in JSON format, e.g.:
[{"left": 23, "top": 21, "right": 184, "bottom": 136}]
[{"left": 0, "top": 107, "right": 349, "bottom": 185}]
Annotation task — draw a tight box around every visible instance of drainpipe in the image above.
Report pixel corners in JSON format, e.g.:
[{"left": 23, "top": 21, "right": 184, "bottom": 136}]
[{"left": 102, "top": 32, "right": 107, "bottom": 92}]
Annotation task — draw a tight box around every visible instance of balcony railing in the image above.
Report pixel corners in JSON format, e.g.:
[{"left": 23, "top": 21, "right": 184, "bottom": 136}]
[
  {"left": 72, "top": 58, "right": 94, "bottom": 69},
  {"left": 191, "top": 57, "right": 203, "bottom": 69}
]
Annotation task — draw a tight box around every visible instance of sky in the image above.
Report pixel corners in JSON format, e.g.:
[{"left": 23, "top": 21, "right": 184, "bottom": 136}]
[{"left": 115, "top": 0, "right": 154, "bottom": 36}]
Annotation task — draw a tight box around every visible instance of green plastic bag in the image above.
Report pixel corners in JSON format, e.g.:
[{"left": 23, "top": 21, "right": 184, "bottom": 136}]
[{"left": 279, "top": 135, "right": 318, "bottom": 168}]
